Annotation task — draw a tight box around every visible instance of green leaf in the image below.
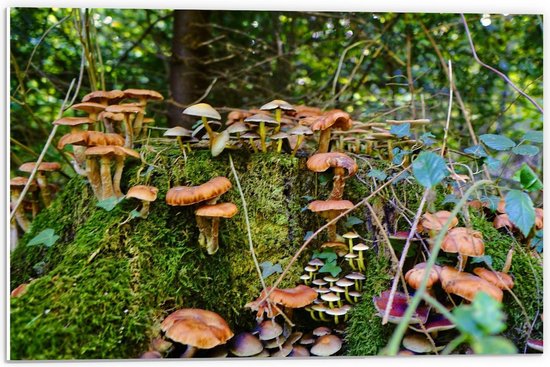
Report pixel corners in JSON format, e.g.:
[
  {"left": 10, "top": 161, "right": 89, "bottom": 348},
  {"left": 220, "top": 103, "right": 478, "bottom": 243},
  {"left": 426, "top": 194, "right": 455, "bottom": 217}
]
[
  {"left": 412, "top": 151, "right": 449, "bottom": 188},
  {"left": 453, "top": 306, "right": 483, "bottom": 339},
  {"left": 480, "top": 195, "right": 501, "bottom": 211},
  {"left": 129, "top": 209, "right": 141, "bottom": 219},
  {"left": 505, "top": 189, "right": 535, "bottom": 236},
  {"left": 484, "top": 156, "right": 501, "bottom": 171},
  {"left": 470, "top": 255, "right": 493, "bottom": 267},
  {"left": 464, "top": 145, "right": 488, "bottom": 158},
  {"left": 471, "top": 336, "right": 517, "bottom": 355},
  {"left": 27, "top": 228, "right": 59, "bottom": 248},
  {"left": 367, "top": 169, "right": 387, "bottom": 181},
  {"left": 480, "top": 134, "right": 516, "bottom": 151},
  {"left": 442, "top": 194, "right": 458, "bottom": 205},
  {"left": 522, "top": 130, "right": 543, "bottom": 143},
  {"left": 512, "top": 144, "right": 539, "bottom": 156},
  {"left": 512, "top": 163, "right": 543, "bottom": 192},
  {"left": 389, "top": 123, "right": 411, "bottom": 138},
  {"left": 344, "top": 215, "right": 364, "bottom": 228},
  {"left": 392, "top": 147, "right": 409, "bottom": 165},
  {"left": 312, "top": 249, "right": 338, "bottom": 263},
  {"left": 96, "top": 196, "right": 124, "bottom": 211},
  {"left": 420, "top": 132, "right": 436, "bottom": 146},
  {"left": 259, "top": 261, "right": 283, "bottom": 279},
  {"left": 318, "top": 260, "right": 342, "bottom": 277},
  {"left": 531, "top": 230, "right": 543, "bottom": 253}
]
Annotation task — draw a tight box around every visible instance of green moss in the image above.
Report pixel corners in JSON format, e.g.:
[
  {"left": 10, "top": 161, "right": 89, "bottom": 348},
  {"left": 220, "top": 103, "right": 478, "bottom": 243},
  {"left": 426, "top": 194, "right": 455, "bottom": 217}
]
[{"left": 470, "top": 215, "right": 543, "bottom": 347}]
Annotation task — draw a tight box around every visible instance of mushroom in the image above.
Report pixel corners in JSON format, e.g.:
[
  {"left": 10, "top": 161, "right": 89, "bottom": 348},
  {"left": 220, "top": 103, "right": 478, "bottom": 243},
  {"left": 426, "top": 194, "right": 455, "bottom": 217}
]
[
  {"left": 195, "top": 202, "right": 239, "bottom": 254},
  {"left": 241, "top": 131, "right": 261, "bottom": 153},
  {"left": 373, "top": 290, "right": 430, "bottom": 324},
  {"left": 122, "top": 88, "right": 163, "bottom": 138},
  {"left": 307, "top": 152, "right": 358, "bottom": 200},
  {"left": 335, "top": 278, "right": 355, "bottom": 304},
  {"left": 255, "top": 319, "right": 283, "bottom": 341},
  {"left": 182, "top": 103, "right": 221, "bottom": 150},
  {"left": 310, "top": 334, "right": 342, "bottom": 356},
  {"left": 126, "top": 185, "right": 158, "bottom": 218},
  {"left": 166, "top": 176, "right": 232, "bottom": 206},
  {"left": 164, "top": 126, "right": 194, "bottom": 153},
  {"left": 308, "top": 199, "right": 354, "bottom": 241},
  {"left": 402, "top": 333, "right": 444, "bottom": 354},
  {"left": 526, "top": 338, "right": 543, "bottom": 352},
  {"left": 84, "top": 146, "right": 118, "bottom": 199},
  {"left": 441, "top": 227, "right": 485, "bottom": 271},
  {"left": 405, "top": 262, "right": 441, "bottom": 290},
  {"left": 229, "top": 332, "right": 264, "bottom": 357},
  {"left": 352, "top": 243, "right": 369, "bottom": 272},
  {"left": 320, "top": 241, "right": 348, "bottom": 257},
  {"left": 244, "top": 113, "right": 279, "bottom": 153},
  {"left": 260, "top": 99, "right": 296, "bottom": 149},
  {"left": 270, "top": 132, "right": 289, "bottom": 154},
  {"left": 19, "top": 162, "right": 61, "bottom": 207},
  {"left": 493, "top": 214, "right": 515, "bottom": 231},
  {"left": 160, "top": 308, "right": 234, "bottom": 358},
  {"left": 472, "top": 267, "right": 514, "bottom": 290},
  {"left": 10, "top": 177, "right": 37, "bottom": 232},
  {"left": 439, "top": 266, "right": 503, "bottom": 302},
  {"left": 245, "top": 285, "right": 317, "bottom": 323},
  {"left": 98, "top": 110, "right": 126, "bottom": 134},
  {"left": 104, "top": 104, "right": 144, "bottom": 148},
  {"left": 419, "top": 210, "right": 458, "bottom": 235},
  {"left": 53, "top": 116, "right": 94, "bottom": 165},
  {"left": 82, "top": 89, "right": 125, "bottom": 106},
  {"left": 70, "top": 102, "right": 106, "bottom": 122},
  {"left": 345, "top": 271, "right": 365, "bottom": 291},
  {"left": 311, "top": 110, "right": 352, "bottom": 153},
  {"left": 288, "top": 125, "right": 313, "bottom": 157}
]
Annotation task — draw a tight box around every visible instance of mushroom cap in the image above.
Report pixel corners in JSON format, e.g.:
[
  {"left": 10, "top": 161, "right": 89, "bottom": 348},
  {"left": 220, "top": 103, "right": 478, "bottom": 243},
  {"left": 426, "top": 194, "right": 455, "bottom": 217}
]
[
  {"left": 439, "top": 266, "right": 503, "bottom": 302},
  {"left": 308, "top": 258, "right": 324, "bottom": 267},
  {"left": 82, "top": 90, "right": 125, "bottom": 104},
  {"left": 409, "top": 313, "right": 455, "bottom": 333},
  {"left": 244, "top": 113, "right": 279, "bottom": 126},
  {"left": 526, "top": 338, "right": 543, "bottom": 352},
  {"left": 311, "top": 279, "right": 327, "bottom": 287},
  {"left": 270, "top": 132, "right": 289, "bottom": 140},
  {"left": 335, "top": 278, "right": 354, "bottom": 288},
  {"left": 420, "top": 210, "right": 458, "bottom": 232},
  {"left": 53, "top": 116, "right": 94, "bottom": 126},
  {"left": 493, "top": 214, "right": 515, "bottom": 230},
  {"left": 325, "top": 307, "right": 348, "bottom": 316},
  {"left": 166, "top": 177, "right": 232, "bottom": 206},
  {"left": 288, "top": 125, "right": 313, "bottom": 136},
  {"left": 311, "top": 110, "right": 352, "bottom": 132},
  {"left": 405, "top": 262, "right": 441, "bottom": 289},
  {"left": 227, "top": 110, "right": 251, "bottom": 123},
  {"left": 269, "top": 341, "right": 293, "bottom": 357},
  {"left": 472, "top": 267, "right": 514, "bottom": 290},
  {"left": 10, "top": 283, "right": 29, "bottom": 298},
  {"left": 260, "top": 99, "right": 295, "bottom": 112},
  {"left": 229, "top": 332, "right": 263, "bottom": 357},
  {"left": 320, "top": 241, "right": 348, "bottom": 256},
  {"left": 85, "top": 145, "right": 140, "bottom": 159},
  {"left": 58, "top": 131, "right": 125, "bottom": 149},
  {"left": 307, "top": 199, "right": 354, "bottom": 213},
  {"left": 441, "top": 227, "right": 485, "bottom": 257},
  {"left": 256, "top": 320, "right": 283, "bottom": 341},
  {"left": 295, "top": 105, "right": 323, "bottom": 118},
  {"left": 352, "top": 243, "right": 369, "bottom": 251},
  {"left": 402, "top": 333, "right": 435, "bottom": 354},
  {"left": 225, "top": 121, "right": 249, "bottom": 134},
  {"left": 195, "top": 202, "right": 238, "bottom": 219},
  {"left": 373, "top": 290, "right": 430, "bottom": 324},
  {"left": 306, "top": 152, "right": 358, "bottom": 177},
  {"left": 70, "top": 102, "right": 106, "bottom": 115},
  {"left": 105, "top": 104, "right": 144, "bottom": 114},
  {"left": 342, "top": 231, "right": 360, "bottom": 239},
  {"left": 289, "top": 345, "right": 310, "bottom": 357},
  {"left": 183, "top": 103, "right": 221, "bottom": 120},
  {"left": 312, "top": 326, "right": 332, "bottom": 337},
  {"left": 257, "top": 285, "right": 317, "bottom": 309},
  {"left": 310, "top": 335, "right": 342, "bottom": 356},
  {"left": 321, "top": 292, "right": 340, "bottom": 303},
  {"left": 126, "top": 185, "right": 158, "bottom": 202},
  {"left": 19, "top": 162, "right": 61, "bottom": 172},
  {"left": 123, "top": 88, "right": 163, "bottom": 101},
  {"left": 160, "top": 308, "right": 234, "bottom": 349},
  {"left": 323, "top": 275, "right": 339, "bottom": 283},
  {"left": 241, "top": 131, "right": 261, "bottom": 139},
  {"left": 345, "top": 272, "right": 366, "bottom": 281},
  {"left": 10, "top": 176, "right": 37, "bottom": 190},
  {"left": 164, "top": 126, "right": 193, "bottom": 137},
  {"left": 140, "top": 351, "right": 162, "bottom": 359},
  {"left": 98, "top": 111, "right": 125, "bottom": 122}
]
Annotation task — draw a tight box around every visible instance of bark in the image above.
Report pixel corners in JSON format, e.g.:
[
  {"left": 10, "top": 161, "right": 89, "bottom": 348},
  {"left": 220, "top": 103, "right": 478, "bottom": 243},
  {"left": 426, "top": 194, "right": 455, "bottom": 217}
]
[{"left": 168, "top": 10, "right": 211, "bottom": 128}]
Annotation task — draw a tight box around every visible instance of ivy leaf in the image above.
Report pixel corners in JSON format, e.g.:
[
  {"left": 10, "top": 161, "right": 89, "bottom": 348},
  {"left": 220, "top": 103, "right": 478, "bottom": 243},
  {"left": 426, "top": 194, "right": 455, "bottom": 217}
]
[
  {"left": 531, "top": 230, "right": 543, "bottom": 253},
  {"left": 484, "top": 156, "right": 501, "bottom": 171},
  {"left": 412, "top": 151, "right": 448, "bottom": 188},
  {"left": 522, "top": 130, "right": 543, "bottom": 144},
  {"left": 129, "top": 209, "right": 142, "bottom": 219},
  {"left": 505, "top": 189, "right": 535, "bottom": 236},
  {"left": 367, "top": 169, "right": 387, "bottom": 181},
  {"left": 392, "top": 171, "right": 410, "bottom": 184},
  {"left": 464, "top": 145, "right": 488, "bottom": 158},
  {"left": 318, "top": 260, "right": 342, "bottom": 277},
  {"left": 96, "top": 196, "right": 124, "bottom": 211},
  {"left": 512, "top": 145, "right": 539, "bottom": 156},
  {"left": 392, "top": 147, "right": 409, "bottom": 165},
  {"left": 512, "top": 163, "right": 543, "bottom": 192},
  {"left": 27, "top": 228, "right": 59, "bottom": 248},
  {"left": 471, "top": 336, "right": 517, "bottom": 355},
  {"left": 303, "top": 231, "right": 314, "bottom": 241},
  {"left": 442, "top": 194, "right": 458, "bottom": 205},
  {"left": 480, "top": 134, "right": 516, "bottom": 151},
  {"left": 312, "top": 249, "right": 337, "bottom": 263},
  {"left": 259, "top": 261, "right": 283, "bottom": 279},
  {"left": 420, "top": 132, "right": 436, "bottom": 146},
  {"left": 389, "top": 123, "right": 411, "bottom": 138},
  {"left": 344, "top": 215, "right": 364, "bottom": 228},
  {"left": 470, "top": 255, "right": 493, "bottom": 267}
]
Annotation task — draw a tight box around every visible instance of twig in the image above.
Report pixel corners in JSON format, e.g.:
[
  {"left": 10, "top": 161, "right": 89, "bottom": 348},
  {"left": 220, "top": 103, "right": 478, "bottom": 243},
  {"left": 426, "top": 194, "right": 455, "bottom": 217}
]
[
  {"left": 10, "top": 79, "right": 76, "bottom": 221},
  {"left": 440, "top": 60, "right": 453, "bottom": 157},
  {"left": 460, "top": 14, "right": 543, "bottom": 115}
]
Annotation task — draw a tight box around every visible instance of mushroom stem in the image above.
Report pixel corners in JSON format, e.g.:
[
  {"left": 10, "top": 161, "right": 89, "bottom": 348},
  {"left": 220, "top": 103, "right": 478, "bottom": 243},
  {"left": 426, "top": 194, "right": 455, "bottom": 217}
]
[
  {"left": 99, "top": 156, "right": 115, "bottom": 199},
  {"left": 327, "top": 221, "right": 337, "bottom": 242},
  {"left": 10, "top": 218, "right": 19, "bottom": 251},
  {"left": 387, "top": 141, "right": 394, "bottom": 161},
  {"left": 201, "top": 116, "right": 215, "bottom": 144},
  {"left": 249, "top": 138, "right": 258, "bottom": 153},
  {"left": 176, "top": 136, "right": 186, "bottom": 154},
  {"left": 259, "top": 121, "right": 267, "bottom": 152},
  {"left": 11, "top": 191, "right": 31, "bottom": 232},
  {"left": 276, "top": 139, "right": 284, "bottom": 154},
  {"left": 330, "top": 167, "right": 346, "bottom": 200},
  {"left": 139, "top": 201, "right": 151, "bottom": 218},
  {"left": 181, "top": 345, "right": 198, "bottom": 358},
  {"left": 112, "top": 155, "right": 126, "bottom": 198},
  {"left": 133, "top": 111, "right": 145, "bottom": 140},
  {"left": 208, "top": 217, "right": 220, "bottom": 255},
  {"left": 307, "top": 308, "right": 320, "bottom": 321},
  {"left": 196, "top": 215, "right": 210, "bottom": 250},
  {"left": 317, "top": 129, "right": 332, "bottom": 153},
  {"left": 291, "top": 135, "right": 304, "bottom": 157},
  {"left": 123, "top": 115, "right": 134, "bottom": 148},
  {"left": 457, "top": 254, "right": 468, "bottom": 272},
  {"left": 35, "top": 172, "right": 52, "bottom": 207},
  {"left": 357, "top": 251, "right": 366, "bottom": 272},
  {"left": 86, "top": 157, "right": 103, "bottom": 200}
]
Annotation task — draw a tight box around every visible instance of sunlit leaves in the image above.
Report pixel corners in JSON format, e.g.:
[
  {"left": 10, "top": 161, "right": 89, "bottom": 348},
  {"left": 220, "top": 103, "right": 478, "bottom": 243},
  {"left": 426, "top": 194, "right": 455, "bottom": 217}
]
[
  {"left": 412, "top": 151, "right": 448, "bottom": 188},
  {"left": 479, "top": 134, "right": 516, "bottom": 151},
  {"left": 504, "top": 189, "right": 535, "bottom": 236},
  {"left": 512, "top": 163, "right": 543, "bottom": 192}
]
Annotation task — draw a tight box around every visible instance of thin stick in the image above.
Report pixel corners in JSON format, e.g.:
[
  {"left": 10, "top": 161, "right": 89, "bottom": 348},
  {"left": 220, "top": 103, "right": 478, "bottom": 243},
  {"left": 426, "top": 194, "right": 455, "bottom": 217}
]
[
  {"left": 460, "top": 14, "right": 543, "bottom": 115},
  {"left": 10, "top": 79, "right": 76, "bottom": 221},
  {"left": 440, "top": 60, "right": 453, "bottom": 157}
]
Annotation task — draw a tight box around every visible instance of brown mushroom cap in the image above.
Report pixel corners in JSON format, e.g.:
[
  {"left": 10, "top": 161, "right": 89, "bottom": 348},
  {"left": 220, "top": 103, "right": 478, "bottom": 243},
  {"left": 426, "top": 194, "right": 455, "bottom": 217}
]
[
  {"left": 53, "top": 116, "right": 94, "bottom": 127},
  {"left": 311, "top": 110, "right": 352, "bottom": 132},
  {"left": 493, "top": 214, "right": 515, "bottom": 230},
  {"left": 19, "top": 162, "right": 61, "bottom": 172},
  {"left": 105, "top": 104, "right": 144, "bottom": 114},
  {"left": 70, "top": 102, "right": 106, "bottom": 115},
  {"left": 166, "top": 177, "right": 232, "bottom": 206},
  {"left": 98, "top": 111, "right": 125, "bottom": 122},
  {"left": 160, "top": 308, "right": 233, "bottom": 349},
  {"left": 195, "top": 203, "right": 238, "bottom": 219},
  {"left": 126, "top": 185, "right": 158, "bottom": 202},
  {"left": 10, "top": 176, "right": 37, "bottom": 190},
  {"left": 268, "top": 285, "right": 317, "bottom": 308},
  {"left": 405, "top": 262, "right": 441, "bottom": 289},
  {"left": 306, "top": 152, "right": 358, "bottom": 177},
  {"left": 535, "top": 208, "right": 543, "bottom": 230},
  {"left": 472, "top": 267, "right": 514, "bottom": 290},
  {"left": 58, "top": 131, "right": 125, "bottom": 149},
  {"left": 441, "top": 227, "right": 485, "bottom": 257},
  {"left": 260, "top": 99, "right": 296, "bottom": 112},
  {"left": 123, "top": 88, "right": 163, "bottom": 102},
  {"left": 85, "top": 145, "right": 139, "bottom": 159},
  {"left": 439, "top": 266, "right": 503, "bottom": 302},
  {"left": 420, "top": 210, "right": 458, "bottom": 232},
  {"left": 310, "top": 334, "right": 342, "bottom": 356},
  {"left": 183, "top": 103, "right": 221, "bottom": 120},
  {"left": 308, "top": 199, "right": 354, "bottom": 213},
  {"left": 82, "top": 90, "right": 125, "bottom": 104}
]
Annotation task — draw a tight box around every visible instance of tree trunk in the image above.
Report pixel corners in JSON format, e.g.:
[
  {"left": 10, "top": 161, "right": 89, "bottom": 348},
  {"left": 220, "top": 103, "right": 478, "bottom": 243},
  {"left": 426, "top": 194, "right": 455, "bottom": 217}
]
[{"left": 168, "top": 10, "right": 211, "bottom": 128}]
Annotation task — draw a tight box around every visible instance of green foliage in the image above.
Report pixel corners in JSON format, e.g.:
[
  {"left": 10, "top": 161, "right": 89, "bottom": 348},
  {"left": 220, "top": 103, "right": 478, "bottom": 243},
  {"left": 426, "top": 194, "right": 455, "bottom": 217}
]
[
  {"left": 318, "top": 259, "right": 342, "bottom": 277},
  {"left": 259, "top": 261, "right": 283, "bottom": 279},
  {"left": 411, "top": 151, "right": 448, "bottom": 188},
  {"left": 512, "top": 144, "right": 539, "bottom": 156},
  {"left": 389, "top": 123, "right": 410, "bottom": 138},
  {"left": 512, "top": 163, "right": 543, "bottom": 192},
  {"left": 522, "top": 131, "right": 543, "bottom": 143},
  {"left": 27, "top": 229, "right": 59, "bottom": 248},
  {"left": 479, "top": 134, "right": 516, "bottom": 151},
  {"left": 96, "top": 196, "right": 124, "bottom": 211},
  {"left": 504, "top": 189, "right": 535, "bottom": 236}
]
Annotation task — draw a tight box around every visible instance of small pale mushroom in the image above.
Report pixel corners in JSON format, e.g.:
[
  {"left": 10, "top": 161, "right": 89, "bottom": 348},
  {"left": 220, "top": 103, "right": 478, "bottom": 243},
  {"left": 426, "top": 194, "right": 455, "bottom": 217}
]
[
  {"left": 244, "top": 113, "right": 279, "bottom": 153},
  {"left": 270, "top": 132, "right": 289, "bottom": 154},
  {"left": 19, "top": 162, "right": 61, "bottom": 207},
  {"left": 195, "top": 202, "right": 239, "bottom": 254},
  {"left": 126, "top": 185, "right": 158, "bottom": 218},
  {"left": 402, "top": 333, "right": 444, "bottom": 354},
  {"left": 307, "top": 152, "right": 358, "bottom": 200},
  {"left": 229, "top": 332, "right": 264, "bottom": 357},
  {"left": 164, "top": 126, "right": 194, "bottom": 153},
  {"left": 311, "top": 109, "right": 352, "bottom": 153},
  {"left": 288, "top": 125, "right": 313, "bottom": 157},
  {"left": 183, "top": 103, "right": 221, "bottom": 151},
  {"left": 310, "top": 334, "right": 342, "bottom": 356}
]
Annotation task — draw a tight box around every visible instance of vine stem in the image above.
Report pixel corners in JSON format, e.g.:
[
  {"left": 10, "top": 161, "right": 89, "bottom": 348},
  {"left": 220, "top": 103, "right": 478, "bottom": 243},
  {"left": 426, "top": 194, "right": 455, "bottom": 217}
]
[
  {"left": 10, "top": 79, "right": 77, "bottom": 222},
  {"left": 384, "top": 179, "right": 493, "bottom": 355}
]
